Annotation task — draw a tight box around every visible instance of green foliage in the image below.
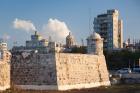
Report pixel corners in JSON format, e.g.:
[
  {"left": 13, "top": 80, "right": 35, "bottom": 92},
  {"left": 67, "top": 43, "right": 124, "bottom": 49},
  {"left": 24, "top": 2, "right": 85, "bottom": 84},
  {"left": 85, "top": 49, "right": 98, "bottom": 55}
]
[
  {"left": 105, "top": 50, "right": 140, "bottom": 70},
  {"left": 70, "top": 46, "right": 87, "bottom": 54}
]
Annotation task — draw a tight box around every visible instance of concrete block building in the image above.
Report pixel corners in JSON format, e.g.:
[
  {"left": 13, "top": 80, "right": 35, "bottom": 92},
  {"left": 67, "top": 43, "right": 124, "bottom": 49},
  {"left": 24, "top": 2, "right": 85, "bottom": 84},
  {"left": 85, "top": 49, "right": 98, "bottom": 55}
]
[{"left": 94, "top": 9, "right": 123, "bottom": 50}]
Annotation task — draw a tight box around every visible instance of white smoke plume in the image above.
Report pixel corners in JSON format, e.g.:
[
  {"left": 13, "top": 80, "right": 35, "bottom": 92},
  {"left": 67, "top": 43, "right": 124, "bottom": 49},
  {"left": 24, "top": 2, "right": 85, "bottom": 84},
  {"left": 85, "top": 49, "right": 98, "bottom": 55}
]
[
  {"left": 2, "top": 34, "right": 10, "bottom": 40},
  {"left": 42, "top": 18, "right": 70, "bottom": 43},
  {"left": 13, "top": 18, "right": 36, "bottom": 32}
]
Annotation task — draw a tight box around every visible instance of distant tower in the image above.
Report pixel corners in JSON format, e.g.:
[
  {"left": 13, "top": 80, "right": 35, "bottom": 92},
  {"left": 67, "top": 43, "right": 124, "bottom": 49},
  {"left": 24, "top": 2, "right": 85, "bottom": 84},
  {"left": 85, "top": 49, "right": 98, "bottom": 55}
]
[
  {"left": 0, "top": 39, "right": 11, "bottom": 90},
  {"left": 31, "top": 31, "right": 42, "bottom": 41},
  {"left": 87, "top": 32, "right": 103, "bottom": 55},
  {"left": 66, "top": 32, "right": 75, "bottom": 48}
]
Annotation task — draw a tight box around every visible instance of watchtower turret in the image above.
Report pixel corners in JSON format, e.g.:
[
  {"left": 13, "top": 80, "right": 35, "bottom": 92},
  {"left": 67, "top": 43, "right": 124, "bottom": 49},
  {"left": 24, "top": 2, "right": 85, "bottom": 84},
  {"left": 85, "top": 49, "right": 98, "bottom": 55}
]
[{"left": 87, "top": 32, "right": 103, "bottom": 55}]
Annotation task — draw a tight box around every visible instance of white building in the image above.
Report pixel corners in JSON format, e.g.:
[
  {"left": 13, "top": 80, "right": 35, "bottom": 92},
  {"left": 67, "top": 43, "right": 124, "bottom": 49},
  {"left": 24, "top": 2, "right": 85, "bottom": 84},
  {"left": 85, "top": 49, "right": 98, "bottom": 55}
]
[
  {"left": 26, "top": 31, "right": 49, "bottom": 48},
  {"left": 94, "top": 9, "right": 123, "bottom": 50},
  {"left": 13, "top": 31, "right": 64, "bottom": 53}
]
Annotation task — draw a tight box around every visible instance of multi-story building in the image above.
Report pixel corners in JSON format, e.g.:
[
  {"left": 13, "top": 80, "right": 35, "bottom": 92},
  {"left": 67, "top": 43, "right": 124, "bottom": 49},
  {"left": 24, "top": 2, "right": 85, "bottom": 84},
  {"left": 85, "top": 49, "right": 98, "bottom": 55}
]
[
  {"left": 94, "top": 9, "right": 123, "bottom": 50},
  {"left": 12, "top": 31, "right": 64, "bottom": 53}
]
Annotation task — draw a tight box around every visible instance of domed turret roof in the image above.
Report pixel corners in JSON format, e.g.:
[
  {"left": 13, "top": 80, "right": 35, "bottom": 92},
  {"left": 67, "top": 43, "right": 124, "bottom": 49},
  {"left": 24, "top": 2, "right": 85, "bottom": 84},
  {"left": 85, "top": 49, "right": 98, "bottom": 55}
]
[{"left": 87, "top": 32, "right": 101, "bottom": 40}]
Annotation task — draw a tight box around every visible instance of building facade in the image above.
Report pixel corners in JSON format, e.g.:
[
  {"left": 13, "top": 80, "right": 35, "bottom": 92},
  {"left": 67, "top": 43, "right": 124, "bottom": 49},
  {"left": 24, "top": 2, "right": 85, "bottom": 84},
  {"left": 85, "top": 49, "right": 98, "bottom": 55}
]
[
  {"left": 12, "top": 31, "right": 64, "bottom": 53},
  {"left": 94, "top": 9, "right": 123, "bottom": 50},
  {"left": 26, "top": 31, "right": 49, "bottom": 48},
  {"left": 118, "top": 20, "right": 123, "bottom": 48},
  {"left": 0, "top": 39, "right": 11, "bottom": 90}
]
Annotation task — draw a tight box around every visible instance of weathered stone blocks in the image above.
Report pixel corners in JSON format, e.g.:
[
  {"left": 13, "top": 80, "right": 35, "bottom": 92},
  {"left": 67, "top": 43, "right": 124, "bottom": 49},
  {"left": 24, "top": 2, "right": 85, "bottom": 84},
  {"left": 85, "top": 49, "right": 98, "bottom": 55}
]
[
  {"left": 11, "top": 52, "right": 110, "bottom": 90},
  {"left": 0, "top": 51, "right": 11, "bottom": 90}
]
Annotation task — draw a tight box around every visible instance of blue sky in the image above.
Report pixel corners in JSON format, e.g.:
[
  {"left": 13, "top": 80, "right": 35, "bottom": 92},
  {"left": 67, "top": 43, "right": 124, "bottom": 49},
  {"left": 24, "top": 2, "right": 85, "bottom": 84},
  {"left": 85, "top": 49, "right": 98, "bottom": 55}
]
[{"left": 0, "top": 0, "right": 140, "bottom": 49}]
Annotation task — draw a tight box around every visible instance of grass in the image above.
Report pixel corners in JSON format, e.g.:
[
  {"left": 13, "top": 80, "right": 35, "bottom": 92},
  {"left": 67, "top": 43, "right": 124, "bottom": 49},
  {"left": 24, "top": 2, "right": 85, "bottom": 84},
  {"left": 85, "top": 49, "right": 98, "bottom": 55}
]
[{"left": 1, "top": 84, "right": 140, "bottom": 93}]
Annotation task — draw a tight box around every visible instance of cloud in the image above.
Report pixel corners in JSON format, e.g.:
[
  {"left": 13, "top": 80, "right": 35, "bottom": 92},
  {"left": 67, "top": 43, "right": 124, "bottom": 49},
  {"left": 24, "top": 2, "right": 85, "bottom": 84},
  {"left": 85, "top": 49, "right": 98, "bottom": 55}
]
[
  {"left": 42, "top": 18, "right": 70, "bottom": 43},
  {"left": 12, "top": 18, "right": 71, "bottom": 43},
  {"left": 2, "top": 34, "right": 10, "bottom": 40},
  {"left": 13, "top": 18, "right": 36, "bottom": 32}
]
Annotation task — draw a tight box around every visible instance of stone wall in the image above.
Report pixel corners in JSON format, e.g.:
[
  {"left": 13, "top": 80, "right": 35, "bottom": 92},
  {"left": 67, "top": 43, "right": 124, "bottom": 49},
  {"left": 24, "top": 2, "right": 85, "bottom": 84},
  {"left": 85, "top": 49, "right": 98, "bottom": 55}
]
[
  {"left": 0, "top": 62, "right": 10, "bottom": 90},
  {"left": 11, "top": 52, "right": 110, "bottom": 90},
  {"left": 0, "top": 51, "right": 11, "bottom": 90},
  {"left": 11, "top": 52, "right": 57, "bottom": 85},
  {"left": 55, "top": 53, "right": 110, "bottom": 90}
]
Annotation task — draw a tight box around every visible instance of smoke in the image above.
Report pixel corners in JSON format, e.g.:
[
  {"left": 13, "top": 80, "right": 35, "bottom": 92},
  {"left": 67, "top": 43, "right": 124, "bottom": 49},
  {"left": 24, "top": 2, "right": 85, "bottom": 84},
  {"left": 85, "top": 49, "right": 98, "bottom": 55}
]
[
  {"left": 2, "top": 34, "right": 10, "bottom": 40},
  {"left": 13, "top": 18, "right": 71, "bottom": 43},
  {"left": 13, "top": 18, "right": 36, "bottom": 32},
  {"left": 42, "top": 18, "right": 70, "bottom": 43}
]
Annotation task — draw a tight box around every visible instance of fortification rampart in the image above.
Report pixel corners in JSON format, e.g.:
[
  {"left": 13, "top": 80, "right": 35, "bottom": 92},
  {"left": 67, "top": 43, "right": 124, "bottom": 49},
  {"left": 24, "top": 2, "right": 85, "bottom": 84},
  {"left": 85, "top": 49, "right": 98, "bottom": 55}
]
[
  {"left": 55, "top": 53, "right": 110, "bottom": 90},
  {"left": 11, "top": 53, "right": 57, "bottom": 85},
  {"left": 11, "top": 52, "right": 110, "bottom": 90},
  {"left": 0, "top": 62, "right": 10, "bottom": 90},
  {"left": 0, "top": 51, "right": 11, "bottom": 90}
]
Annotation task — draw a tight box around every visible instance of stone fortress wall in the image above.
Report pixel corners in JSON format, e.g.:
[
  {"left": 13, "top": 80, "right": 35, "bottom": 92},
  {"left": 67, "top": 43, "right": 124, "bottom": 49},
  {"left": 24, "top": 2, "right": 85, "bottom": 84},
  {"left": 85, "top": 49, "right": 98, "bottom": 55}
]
[
  {"left": 11, "top": 52, "right": 110, "bottom": 90},
  {"left": 0, "top": 61, "right": 10, "bottom": 90},
  {"left": 0, "top": 31, "right": 110, "bottom": 90},
  {"left": 0, "top": 50, "right": 11, "bottom": 90},
  {"left": 11, "top": 52, "right": 57, "bottom": 86},
  {"left": 56, "top": 53, "right": 110, "bottom": 90}
]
